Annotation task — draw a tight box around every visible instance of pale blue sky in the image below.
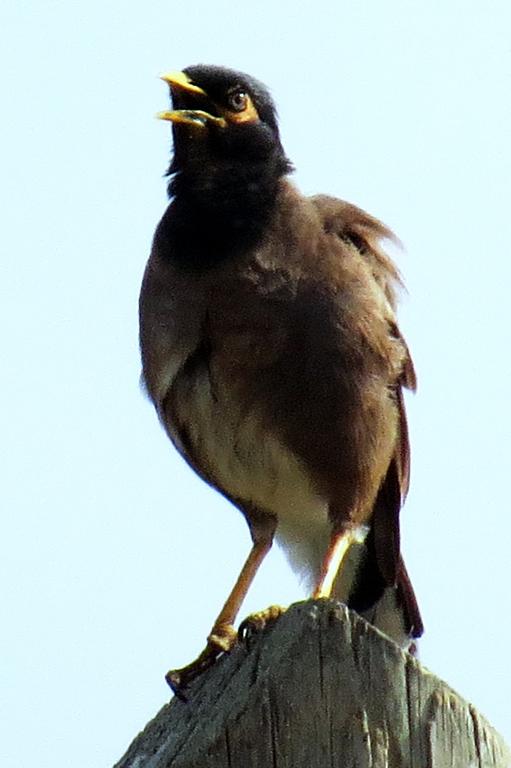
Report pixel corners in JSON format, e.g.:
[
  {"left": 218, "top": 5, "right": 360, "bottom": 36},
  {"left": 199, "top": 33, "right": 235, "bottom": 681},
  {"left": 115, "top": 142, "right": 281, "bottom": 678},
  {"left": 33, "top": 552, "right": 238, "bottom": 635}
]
[{"left": 2, "top": 1, "right": 510, "bottom": 765}]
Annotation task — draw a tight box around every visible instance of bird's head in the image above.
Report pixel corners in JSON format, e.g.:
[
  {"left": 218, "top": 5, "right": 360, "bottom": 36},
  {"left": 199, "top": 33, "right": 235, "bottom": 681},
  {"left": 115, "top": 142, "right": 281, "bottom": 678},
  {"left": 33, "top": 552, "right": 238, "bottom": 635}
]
[{"left": 158, "top": 65, "right": 292, "bottom": 182}]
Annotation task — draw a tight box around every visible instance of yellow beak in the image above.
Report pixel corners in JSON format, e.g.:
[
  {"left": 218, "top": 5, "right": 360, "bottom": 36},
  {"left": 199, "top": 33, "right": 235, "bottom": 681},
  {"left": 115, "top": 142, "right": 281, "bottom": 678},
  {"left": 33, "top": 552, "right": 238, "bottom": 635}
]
[
  {"left": 157, "top": 71, "right": 227, "bottom": 129},
  {"left": 159, "top": 71, "right": 207, "bottom": 96}
]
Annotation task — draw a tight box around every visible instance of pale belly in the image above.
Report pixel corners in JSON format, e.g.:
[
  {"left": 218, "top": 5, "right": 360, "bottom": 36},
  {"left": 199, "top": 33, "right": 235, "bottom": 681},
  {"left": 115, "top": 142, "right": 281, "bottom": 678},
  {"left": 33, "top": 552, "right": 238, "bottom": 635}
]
[{"left": 165, "top": 366, "right": 364, "bottom": 595}]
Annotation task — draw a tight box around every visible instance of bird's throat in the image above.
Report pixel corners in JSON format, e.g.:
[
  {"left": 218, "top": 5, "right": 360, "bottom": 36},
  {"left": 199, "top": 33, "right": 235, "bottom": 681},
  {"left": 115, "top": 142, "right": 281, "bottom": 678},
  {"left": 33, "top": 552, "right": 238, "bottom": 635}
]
[{"left": 156, "top": 153, "right": 290, "bottom": 270}]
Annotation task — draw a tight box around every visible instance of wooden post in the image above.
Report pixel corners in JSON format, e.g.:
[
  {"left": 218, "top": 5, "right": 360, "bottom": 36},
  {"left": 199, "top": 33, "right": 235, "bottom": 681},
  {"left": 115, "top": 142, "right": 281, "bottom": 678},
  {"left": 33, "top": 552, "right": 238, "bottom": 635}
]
[{"left": 114, "top": 600, "right": 510, "bottom": 767}]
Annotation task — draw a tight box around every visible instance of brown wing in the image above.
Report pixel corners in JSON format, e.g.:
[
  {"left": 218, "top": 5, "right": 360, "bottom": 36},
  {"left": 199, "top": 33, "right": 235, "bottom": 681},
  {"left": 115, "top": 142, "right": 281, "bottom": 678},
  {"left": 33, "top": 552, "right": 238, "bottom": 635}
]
[
  {"left": 310, "top": 193, "right": 416, "bottom": 500},
  {"left": 311, "top": 194, "right": 423, "bottom": 636},
  {"left": 310, "top": 193, "right": 416, "bottom": 495},
  {"left": 310, "top": 194, "right": 403, "bottom": 308}
]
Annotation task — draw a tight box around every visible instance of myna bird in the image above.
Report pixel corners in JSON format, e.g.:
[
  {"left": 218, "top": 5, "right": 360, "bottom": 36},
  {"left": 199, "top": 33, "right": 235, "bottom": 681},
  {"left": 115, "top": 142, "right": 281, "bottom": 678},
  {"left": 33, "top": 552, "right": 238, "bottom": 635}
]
[{"left": 140, "top": 64, "right": 423, "bottom": 694}]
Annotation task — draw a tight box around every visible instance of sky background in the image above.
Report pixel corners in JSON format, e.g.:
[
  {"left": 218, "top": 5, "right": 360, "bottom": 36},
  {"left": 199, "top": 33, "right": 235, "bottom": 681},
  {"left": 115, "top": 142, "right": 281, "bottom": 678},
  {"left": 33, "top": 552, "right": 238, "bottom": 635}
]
[{"left": 2, "top": 1, "right": 510, "bottom": 765}]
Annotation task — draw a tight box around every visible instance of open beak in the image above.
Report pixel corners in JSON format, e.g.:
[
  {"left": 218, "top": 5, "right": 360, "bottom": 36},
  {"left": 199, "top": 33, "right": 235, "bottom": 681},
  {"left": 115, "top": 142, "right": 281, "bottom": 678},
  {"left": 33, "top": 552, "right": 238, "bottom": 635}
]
[{"left": 157, "top": 71, "right": 227, "bottom": 129}]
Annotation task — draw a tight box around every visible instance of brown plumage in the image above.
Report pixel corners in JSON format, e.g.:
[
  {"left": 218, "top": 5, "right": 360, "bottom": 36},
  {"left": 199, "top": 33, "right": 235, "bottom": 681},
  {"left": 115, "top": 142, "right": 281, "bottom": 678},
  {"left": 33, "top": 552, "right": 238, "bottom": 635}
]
[{"left": 140, "top": 65, "right": 423, "bottom": 693}]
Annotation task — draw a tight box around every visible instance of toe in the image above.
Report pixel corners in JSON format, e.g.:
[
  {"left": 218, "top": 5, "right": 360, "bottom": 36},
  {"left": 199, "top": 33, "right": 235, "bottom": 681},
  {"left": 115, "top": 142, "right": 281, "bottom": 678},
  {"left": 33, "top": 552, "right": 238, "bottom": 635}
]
[
  {"left": 238, "top": 604, "right": 286, "bottom": 640},
  {"left": 207, "top": 623, "right": 238, "bottom": 653}
]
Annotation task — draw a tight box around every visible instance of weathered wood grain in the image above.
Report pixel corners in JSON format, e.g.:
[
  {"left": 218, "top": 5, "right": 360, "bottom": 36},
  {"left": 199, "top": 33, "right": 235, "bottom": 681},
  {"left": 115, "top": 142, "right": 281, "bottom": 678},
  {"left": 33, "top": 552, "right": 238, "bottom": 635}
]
[{"left": 114, "top": 600, "right": 510, "bottom": 768}]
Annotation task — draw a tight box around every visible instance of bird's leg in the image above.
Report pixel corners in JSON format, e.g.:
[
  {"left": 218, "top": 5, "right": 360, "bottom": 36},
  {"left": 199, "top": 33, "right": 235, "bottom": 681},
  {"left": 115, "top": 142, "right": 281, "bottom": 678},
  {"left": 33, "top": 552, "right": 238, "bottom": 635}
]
[
  {"left": 206, "top": 525, "right": 274, "bottom": 647},
  {"left": 166, "top": 511, "right": 276, "bottom": 696},
  {"left": 313, "top": 523, "right": 367, "bottom": 599}
]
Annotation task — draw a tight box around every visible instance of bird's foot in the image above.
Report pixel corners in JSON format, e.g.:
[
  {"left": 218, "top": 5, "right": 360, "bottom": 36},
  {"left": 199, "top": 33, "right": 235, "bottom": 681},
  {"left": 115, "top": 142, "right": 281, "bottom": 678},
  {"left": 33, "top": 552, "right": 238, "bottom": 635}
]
[
  {"left": 165, "top": 622, "right": 238, "bottom": 699},
  {"left": 238, "top": 604, "right": 286, "bottom": 641},
  {"left": 207, "top": 622, "right": 238, "bottom": 652},
  {"left": 165, "top": 606, "right": 285, "bottom": 699}
]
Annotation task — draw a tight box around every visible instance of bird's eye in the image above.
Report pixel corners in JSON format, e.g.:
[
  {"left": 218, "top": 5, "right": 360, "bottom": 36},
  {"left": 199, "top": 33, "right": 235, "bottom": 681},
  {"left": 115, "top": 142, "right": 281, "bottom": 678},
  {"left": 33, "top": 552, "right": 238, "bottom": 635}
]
[{"left": 228, "top": 90, "right": 248, "bottom": 112}]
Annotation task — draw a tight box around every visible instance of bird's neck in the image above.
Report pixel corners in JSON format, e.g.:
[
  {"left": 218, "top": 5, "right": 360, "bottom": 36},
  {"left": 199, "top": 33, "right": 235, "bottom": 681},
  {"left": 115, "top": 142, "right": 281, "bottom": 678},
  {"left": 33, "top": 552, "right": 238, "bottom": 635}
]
[{"left": 155, "top": 153, "right": 291, "bottom": 269}]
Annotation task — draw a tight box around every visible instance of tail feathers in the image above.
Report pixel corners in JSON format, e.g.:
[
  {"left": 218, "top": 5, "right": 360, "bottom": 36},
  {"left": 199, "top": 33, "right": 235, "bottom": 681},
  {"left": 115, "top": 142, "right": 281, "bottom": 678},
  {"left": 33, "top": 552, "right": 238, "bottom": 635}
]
[
  {"left": 371, "top": 459, "right": 401, "bottom": 586},
  {"left": 360, "top": 584, "right": 413, "bottom": 650},
  {"left": 348, "top": 525, "right": 423, "bottom": 648},
  {"left": 359, "top": 563, "right": 423, "bottom": 651},
  {"left": 396, "top": 557, "right": 424, "bottom": 639}
]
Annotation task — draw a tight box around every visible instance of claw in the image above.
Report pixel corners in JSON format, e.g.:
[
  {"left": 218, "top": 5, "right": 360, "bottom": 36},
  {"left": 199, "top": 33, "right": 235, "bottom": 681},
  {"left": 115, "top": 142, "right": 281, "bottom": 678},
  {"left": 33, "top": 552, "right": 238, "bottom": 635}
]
[
  {"left": 165, "top": 622, "right": 238, "bottom": 697},
  {"left": 238, "top": 604, "right": 286, "bottom": 641}
]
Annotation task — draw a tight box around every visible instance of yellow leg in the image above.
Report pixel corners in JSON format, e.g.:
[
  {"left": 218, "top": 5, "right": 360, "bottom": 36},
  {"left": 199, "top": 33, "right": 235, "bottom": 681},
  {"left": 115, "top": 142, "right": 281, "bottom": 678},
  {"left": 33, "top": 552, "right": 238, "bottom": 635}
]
[
  {"left": 166, "top": 520, "right": 274, "bottom": 696},
  {"left": 207, "top": 535, "right": 273, "bottom": 645},
  {"left": 313, "top": 525, "right": 367, "bottom": 599}
]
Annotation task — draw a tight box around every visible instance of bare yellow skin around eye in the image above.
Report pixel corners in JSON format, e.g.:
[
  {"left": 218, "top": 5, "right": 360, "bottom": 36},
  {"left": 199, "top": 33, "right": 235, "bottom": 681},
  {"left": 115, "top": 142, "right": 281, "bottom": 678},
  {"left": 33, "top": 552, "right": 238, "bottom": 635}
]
[{"left": 224, "top": 94, "right": 259, "bottom": 124}]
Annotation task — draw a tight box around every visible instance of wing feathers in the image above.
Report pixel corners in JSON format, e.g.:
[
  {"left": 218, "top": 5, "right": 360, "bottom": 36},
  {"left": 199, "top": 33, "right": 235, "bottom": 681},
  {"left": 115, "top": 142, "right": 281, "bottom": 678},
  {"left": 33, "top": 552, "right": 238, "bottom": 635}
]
[
  {"left": 313, "top": 194, "right": 423, "bottom": 638},
  {"left": 310, "top": 194, "right": 403, "bottom": 308}
]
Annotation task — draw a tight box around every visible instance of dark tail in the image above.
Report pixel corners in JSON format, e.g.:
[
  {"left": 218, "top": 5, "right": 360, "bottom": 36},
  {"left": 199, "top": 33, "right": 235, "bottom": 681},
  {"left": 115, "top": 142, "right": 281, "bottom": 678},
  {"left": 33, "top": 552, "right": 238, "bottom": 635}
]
[
  {"left": 345, "top": 371, "right": 423, "bottom": 647},
  {"left": 347, "top": 462, "right": 424, "bottom": 646}
]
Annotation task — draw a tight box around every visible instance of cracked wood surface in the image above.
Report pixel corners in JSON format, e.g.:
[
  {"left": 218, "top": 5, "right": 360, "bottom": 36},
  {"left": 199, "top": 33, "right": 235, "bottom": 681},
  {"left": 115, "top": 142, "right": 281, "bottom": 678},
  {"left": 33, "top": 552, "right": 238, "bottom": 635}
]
[{"left": 114, "top": 600, "right": 510, "bottom": 768}]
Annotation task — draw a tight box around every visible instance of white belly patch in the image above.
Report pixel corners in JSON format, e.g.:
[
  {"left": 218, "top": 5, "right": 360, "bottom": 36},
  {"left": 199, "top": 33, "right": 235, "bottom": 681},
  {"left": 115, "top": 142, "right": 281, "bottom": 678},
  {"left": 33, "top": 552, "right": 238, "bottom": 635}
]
[{"left": 168, "top": 366, "right": 332, "bottom": 589}]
